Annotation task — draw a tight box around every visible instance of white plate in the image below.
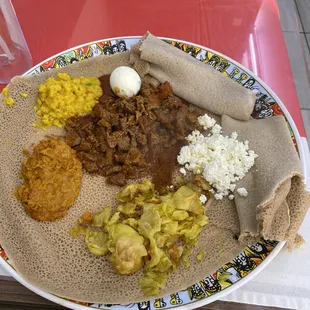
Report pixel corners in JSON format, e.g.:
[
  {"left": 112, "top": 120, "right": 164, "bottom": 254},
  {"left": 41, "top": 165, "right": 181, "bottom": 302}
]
[{"left": 0, "top": 36, "right": 306, "bottom": 310}]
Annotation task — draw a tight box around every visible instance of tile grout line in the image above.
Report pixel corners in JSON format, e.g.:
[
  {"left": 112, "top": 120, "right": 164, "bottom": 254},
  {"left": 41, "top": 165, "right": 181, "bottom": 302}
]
[
  {"left": 283, "top": 31, "right": 310, "bottom": 34},
  {"left": 305, "top": 35, "right": 310, "bottom": 55},
  {"left": 293, "top": 0, "right": 310, "bottom": 53},
  {"left": 289, "top": 2, "right": 310, "bottom": 122},
  {"left": 294, "top": 0, "right": 310, "bottom": 53},
  {"left": 294, "top": 0, "right": 306, "bottom": 32}
]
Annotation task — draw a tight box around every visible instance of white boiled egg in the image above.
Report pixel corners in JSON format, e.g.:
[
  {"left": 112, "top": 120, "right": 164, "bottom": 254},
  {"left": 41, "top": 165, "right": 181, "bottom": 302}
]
[{"left": 110, "top": 66, "right": 141, "bottom": 98}]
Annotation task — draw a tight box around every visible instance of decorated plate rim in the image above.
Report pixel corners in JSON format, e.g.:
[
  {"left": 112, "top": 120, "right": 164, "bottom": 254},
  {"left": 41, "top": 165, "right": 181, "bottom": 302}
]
[{"left": 0, "top": 35, "right": 306, "bottom": 310}]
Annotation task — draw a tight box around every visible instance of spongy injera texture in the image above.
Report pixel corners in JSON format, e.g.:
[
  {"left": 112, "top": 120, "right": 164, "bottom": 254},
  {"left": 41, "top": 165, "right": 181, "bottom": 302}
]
[
  {"left": 0, "top": 53, "right": 244, "bottom": 303},
  {"left": 221, "top": 115, "right": 309, "bottom": 245},
  {"left": 130, "top": 32, "right": 256, "bottom": 121}
]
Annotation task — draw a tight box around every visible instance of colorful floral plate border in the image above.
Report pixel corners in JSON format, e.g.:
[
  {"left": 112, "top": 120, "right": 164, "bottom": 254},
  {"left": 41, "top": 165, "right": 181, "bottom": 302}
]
[{"left": 0, "top": 36, "right": 305, "bottom": 310}]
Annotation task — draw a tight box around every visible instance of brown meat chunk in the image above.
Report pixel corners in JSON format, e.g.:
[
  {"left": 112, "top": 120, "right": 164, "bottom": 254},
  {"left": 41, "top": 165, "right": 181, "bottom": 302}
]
[
  {"left": 127, "top": 125, "right": 147, "bottom": 146},
  {"left": 65, "top": 131, "right": 81, "bottom": 147},
  {"left": 136, "top": 132, "right": 147, "bottom": 145},
  {"left": 147, "top": 94, "right": 160, "bottom": 110},
  {"left": 92, "top": 104, "right": 106, "bottom": 119},
  {"left": 106, "top": 131, "right": 130, "bottom": 151},
  {"left": 158, "top": 81, "right": 173, "bottom": 100},
  {"left": 81, "top": 121, "right": 95, "bottom": 134},
  {"left": 139, "top": 116, "right": 154, "bottom": 134},
  {"left": 98, "top": 118, "right": 112, "bottom": 132},
  {"left": 94, "top": 106, "right": 119, "bottom": 126},
  {"left": 118, "top": 135, "right": 131, "bottom": 151},
  {"left": 136, "top": 96, "right": 147, "bottom": 114},
  {"left": 95, "top": 126, "right": 106, "bottom": 143},
  {"left": 153, "top": 109, "right": 174, "bottom": 128},
  {"left": 106, "top": 172, "right": 126, "bottom": 187},
  {"left": 99, "top": 143, "right": 107, "bottom": 152},
  {"left": 148, "top": 111, "right": 157, "bottom": 121},
  {"left": 122, "top": 165, "right": 136, "bottom": 179},
  {"left": 166, "top": 95, "right": 184, "bottom": 109},
  {"left": 105, "top": 165, "right": 122, "bottom": 176},
  {"left": 106, "top": 131, "right": 124, "bottom": 148},
  {"left": 114, "top": 153, "right": 127, "bottom": 163},
  {"left": 120, "top": 117, "right": 129, "bottom": 130},
  {"left": 121, "top": 99, "right": 136, "bottom": 113},
  {"left": 106, "top": 147, "right": 114, "bottom": 165},
  {"left": 127, "top": 148, "right": 144, "bottom": 165},
  {"left": 140, "top": 82, "right": 156, "bottom": 97},
  {"left": 64, "top": 79, "right": 205, "bottom": 189},
  {"left": 96, "top": 156, "right": 110, "bottom": 168},
  {"left": 76, "top": 138, "right": 92, "bottom": 152},
  {"left": 83, "top": 161, "right": 99, "bottom": 173},
  {"left": 79, "top": 152, "right": 98, "bottom": 162}
]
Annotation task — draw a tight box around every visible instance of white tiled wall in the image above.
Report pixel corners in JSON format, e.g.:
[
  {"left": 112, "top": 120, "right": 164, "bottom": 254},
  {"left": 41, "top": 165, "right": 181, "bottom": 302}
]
[{"left": 277, "top": 0, "right": 310, "bottom": 142}]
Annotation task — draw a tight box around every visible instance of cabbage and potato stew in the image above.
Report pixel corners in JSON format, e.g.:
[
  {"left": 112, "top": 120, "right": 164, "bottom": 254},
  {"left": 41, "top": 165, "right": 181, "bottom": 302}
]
[{"left": 70, "top": 179, "right": 208, "bottom": 296}]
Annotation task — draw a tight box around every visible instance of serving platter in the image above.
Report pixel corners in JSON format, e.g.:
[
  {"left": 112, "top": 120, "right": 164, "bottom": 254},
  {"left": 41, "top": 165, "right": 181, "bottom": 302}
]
[{"left": 0, "top": 36, "right": 305, "bottom": 310}]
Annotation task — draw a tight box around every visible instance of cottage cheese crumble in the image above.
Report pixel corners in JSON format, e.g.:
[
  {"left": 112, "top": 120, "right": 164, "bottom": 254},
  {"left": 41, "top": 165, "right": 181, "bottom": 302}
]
[
  {"left": 228, "top": 194, "right": 234, "bottom": 200},
  {"left": 237, "top": 187, "right": 248, "bottom": 197},
  {"left": 199, "top": 194, "right": 207, "bottom": 204},
  {"left": 177, "top": 113, "right": 257, "bottom": 200},
  {"left": 179, "top": 167, "right": 187, "bottom": 176},
  {"left": 198, "top": 114, "right": 216, "bottom": 130}
]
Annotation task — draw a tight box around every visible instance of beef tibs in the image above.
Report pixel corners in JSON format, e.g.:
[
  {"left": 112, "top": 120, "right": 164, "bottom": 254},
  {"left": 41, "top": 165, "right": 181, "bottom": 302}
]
[{"left": 64, "top": 76, "right": 205, "bottom": 190}]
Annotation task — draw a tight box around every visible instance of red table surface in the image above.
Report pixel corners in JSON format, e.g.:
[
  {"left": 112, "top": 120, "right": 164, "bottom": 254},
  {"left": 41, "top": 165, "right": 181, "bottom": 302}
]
[{"left": 5, "top": 0, "right": 306, "bottom": 137}]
